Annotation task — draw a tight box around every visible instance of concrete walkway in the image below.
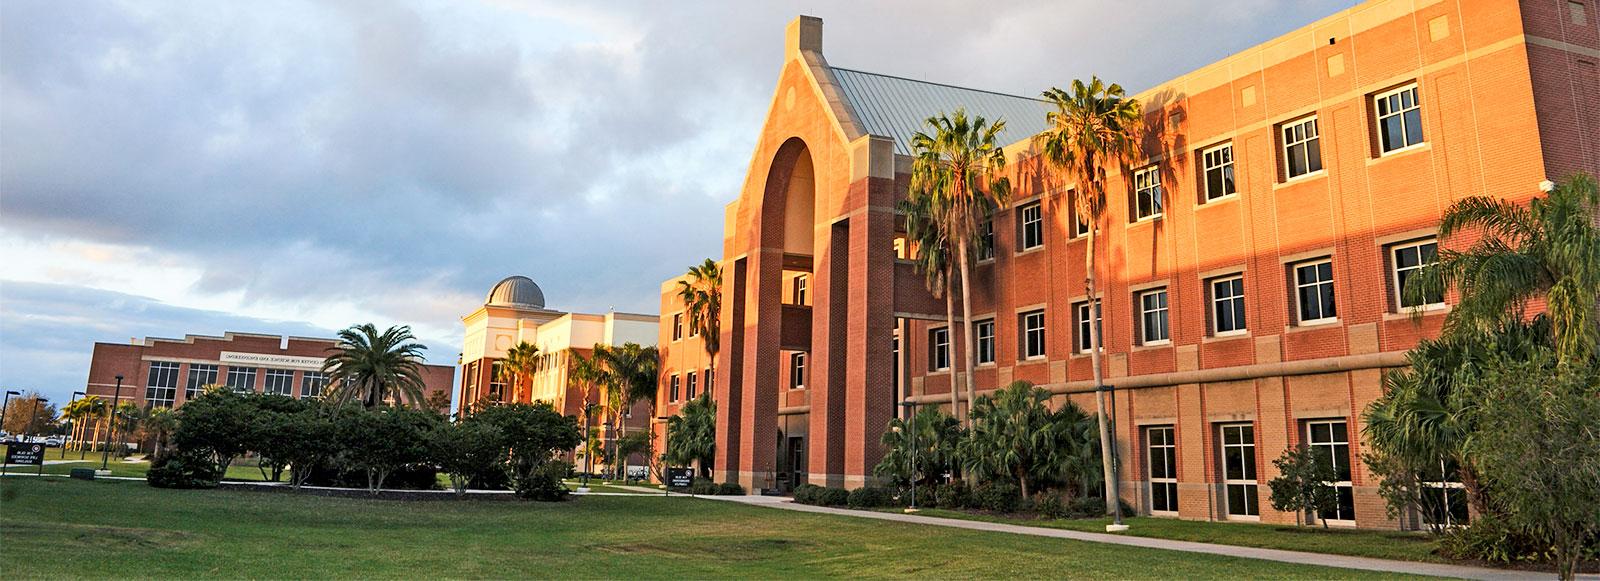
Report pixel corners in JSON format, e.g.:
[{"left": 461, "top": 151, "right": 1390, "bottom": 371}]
[{"left": 701, "top": 494, "right": 1578, "bottom": 581}]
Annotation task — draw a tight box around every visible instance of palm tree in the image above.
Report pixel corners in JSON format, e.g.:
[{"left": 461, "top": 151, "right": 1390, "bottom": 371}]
[
  {"left": 899, "top": 190, "right": 961, "bottom": 418},
  {"left": 497, "top": 341, "right": 541, "bottom": 404},
  {"left": 593, "top": 342, "right": 660, "bottom": 439},
  {"left": 1408, "top": 173, "right": 1600, "bottom": 364},
  {"left": 666, "top": 392, "right": 717, "bottom": 479},
  {"left": 143, "top": 407, "right": 178, "bottom": 455},
  {"left": 321, "top": 323, "right": 431, "bottom": 409},
  {"left": 677, "top": 259, "right": 722, "bottom": 397},
  {"left": 909, "top": 108, "right": 1012, "bottom": 425},
  {"left": 63, "top": 396, "right": 102, "bottom": 452},
  {"left": 1034, "top": 77, "right": 1143, "bottom": 512},
  {"left": 566, "top": 347, "right": 606, "bottom": 473}
]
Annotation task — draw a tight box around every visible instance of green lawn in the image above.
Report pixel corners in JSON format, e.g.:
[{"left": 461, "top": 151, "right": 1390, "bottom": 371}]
[
  {"left": 885, "top": 508, "right": 1441, "bottom": 563},
  {"left": 0, "top": 478, "right": 1432, "bottom": 579},
  {"left": 15, "top": 458, "right": 272, "bottom": 481}
]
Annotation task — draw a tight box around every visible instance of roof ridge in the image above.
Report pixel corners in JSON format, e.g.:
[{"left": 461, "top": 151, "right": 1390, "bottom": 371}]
[{"left": 829, "top": 66, "right": 1047, "bottom": 104}]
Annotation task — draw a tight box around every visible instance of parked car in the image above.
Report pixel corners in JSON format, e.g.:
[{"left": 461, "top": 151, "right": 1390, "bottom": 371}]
[{"left": 44, "top": 436, "right": 65, "bottom": 447}]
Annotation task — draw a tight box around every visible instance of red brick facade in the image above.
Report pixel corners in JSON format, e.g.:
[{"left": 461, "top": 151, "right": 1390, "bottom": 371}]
[{"left": 658, "top": 0, "right": 1599, "bottom": 528}]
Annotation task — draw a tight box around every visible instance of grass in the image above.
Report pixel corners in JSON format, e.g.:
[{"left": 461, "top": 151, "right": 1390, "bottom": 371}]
[
  {"left": 15, "top": 457, "right": 273, "bottom": 481},
  {"left": 880, "top": 508, "right": 1442, "bottom": 564},
  {"left": 0, "top": 478, "right": 1435, "bottom": 579}
]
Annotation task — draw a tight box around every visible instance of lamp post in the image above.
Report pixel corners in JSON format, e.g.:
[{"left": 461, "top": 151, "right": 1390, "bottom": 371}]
[
  {"left": 580, "top": 402, "right": 595, "bottom": 491},
  {"left": 0, "top": 390, "right": 18, "bottom": 440},
  {"left": 64, "top": 391, "right": 84, "bottom": 459},
  {"left": 101, "top": 375, "right": 123, "bottom": 471},
  {"left": 899, "top": 401, "right": 919, "bottom": 513},
  {"left": 25, "top": 397, "right": 47, "bottom": 476},
  {"left": 1100, "top": 383, "right": 1127, "bottom": 532}
]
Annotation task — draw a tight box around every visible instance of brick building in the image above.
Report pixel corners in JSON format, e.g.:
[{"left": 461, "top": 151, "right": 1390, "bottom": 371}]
[
  {"left": 657, "top": 0, "right": 1598, "bottom": 528},
  {"left": 85, "top": 331, "right": 455, "bottom": 411}
]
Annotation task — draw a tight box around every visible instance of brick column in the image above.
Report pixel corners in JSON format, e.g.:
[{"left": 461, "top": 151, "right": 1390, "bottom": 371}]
[
  {"left": 841, "top": 177, "right": 899, "bottom": 487},
  {"left": 713, "top": 257, "right": 747, "bottom": 481},
  {"left": 736, "top": 247, "right": 783, "bottom": 491},
  {"left": 808, "top": 220, "right": 849, "bottom": 487}
]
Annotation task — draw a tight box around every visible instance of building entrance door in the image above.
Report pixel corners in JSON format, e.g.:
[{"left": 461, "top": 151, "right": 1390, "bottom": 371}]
[{"left": 788, "top": 436, "right": 806, "bottom": 489}]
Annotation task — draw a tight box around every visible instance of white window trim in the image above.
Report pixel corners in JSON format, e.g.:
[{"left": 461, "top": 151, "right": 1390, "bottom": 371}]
[
  {"left": 930, "top": 327, "right": 952, "bottom": 372},
  {"left": 1280, "top": 115, "right": 1324, "bottom": 182},
  {"left": 1074, "top": 301, "right": 1103, "bottom": 355},
  {"left": 1148, "top": 426, "right": 1179, "bottom": 515},
  {"left": 1133, "top": 165, "right": 1164, "bottom": 221},
  {"left": 1201, "top": 142, "right": 1238, "bottom": 202},
  {"left": 1306, "top": 419, "right": 1357, "bottom": 525},
  {"left": 1293, "top": 259, "right": 1339, "bottom": 326},
  {"left": 789, "top": 353, "right": 805, "bottom": 390},
  {"left": 1019, "top": 202, "right": 1044, "bottom": 251},
  {"left": 1390, "top": 239, "right": 1446, "bottom": 312},
  {"left": 978, "top": 220, "right": 997, "bottom": 262},
  {"left": 1210, "top": 275, "right": 1248, "bottom": 336},
  {"left": 1020, "top": 310, "right": 1047, "bottom": 360},
  {"left": 1138, "top": 288, "right": 1170, "bottom": 345},
  {"left": 1220, "top": 423, "right": 1260, "bottom": 519},
  {"left": 975, "top": 319, "right": 996, "bottom": 366},
  {"left": 1374, "top": 83, "right": 1425, "bottom": 156}
]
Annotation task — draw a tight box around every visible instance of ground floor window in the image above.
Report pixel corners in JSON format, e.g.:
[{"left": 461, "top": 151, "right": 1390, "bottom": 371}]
[
  {"left": 1306, "top": 419, "right": 1356, "bottom": 522},
  {"left": 300, "top": 371, "right": 327, "bottom": 400},
  {"left": 1146, "top": 425, "right": 1178, "bottom": 513},
  {"left": 185, "top": 364, "right": 218, "bottom": 399},
  {"left": 1422, "top": 459, "right": 1469, "bottom": 527},
  {"left": 1219, "top": 423, "right": 1259, "bottom": 517}
]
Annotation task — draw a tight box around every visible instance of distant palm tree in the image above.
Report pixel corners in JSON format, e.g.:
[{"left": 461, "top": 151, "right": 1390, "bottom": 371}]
[
  {"left": 909, "top": 108, "right": 1011, "bottom": 426},
  {"left": 63, "top": 396, "right": 103, "bottom": 452},
  {"left": 677, "top": 259, "right": 722, "bottom": 396},
  {"left": 143, "top": 407, "right": 178, "bottom": 455},
  {"left": 593, "top": 342, "right": 660, "bottom": 440},
  {"left": 1034, "top": 77, "right": 1143, "bottom": 512},
  {"left": 497, "top": 341, "right": 541, "bottom": 404},
  {"left": 566, "top": 347, "right": 606, "bottom": 472},
  {"left": 899, "top": 191, "right": 961, "bottom": 418},
  {"left": 322, "top": 323, "right": 431, "bottom": 409},
  {"left": 666, "top": 392, "right": 716, "bottom": 479}
]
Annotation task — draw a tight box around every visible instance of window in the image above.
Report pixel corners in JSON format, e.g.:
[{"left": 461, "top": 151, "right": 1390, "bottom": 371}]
[
  {"left": 225, "top": 367, "right": 257, "bottom": 394},
  {"left": 792, "top": 275, "right": 808, "bottom": 306},
  {"left": 144, "top": 361, "right": 179, "bottom": 408},
  {"left": 1220, "top": 423, "right": 1259, "bottom": 517},
  {"left": 704, "top": 368, "right": 713, "bottom": 395},
  {"left": 1281, "top": 116, "right": 1323, "bottom": 179},
  {"left": 670, "top": 375, "right": 681, "bottom": 402},
  {"left": 263, "top": 369, "right": 295, "bottom": 397},
  {"left": 1422, "top": 459, "right": 1470, "bottom": 527},
  {"left": 1375, "top": 84, "right": 1424, "bottom": 154},
  {"left": 975, "top": 319, "right": 995, "bottom": 365},
  {"left": 1020, "top": 309, "right": 1046, "bottom": 360},
  {"left": 1147, "top": 426, "right": 1178, "bottom": 513},
  {"left": 300, "top": 372, "right": 327, "bottom": 400},
  {"left": 1293, "top": 259, "right": 1337, "bottom": 324},
  {"left": 978, "top": 219, "right": 995, "bottom": 260},
  {"left": 1138, "top": 288, "right": 1170, "bottom": 345},
  {"left": 687, "top": 371, "right": 698, "bottom": 400},
  {"left": 789, "top": 352, "right": 806, "bottom": 390},
  {"left": 488, "top": 361, "right": 506, "bottom": 402},
  {"left": 185, "top": 364, "right": 218, "bottom": 400},
  {"left": 1202, "top": 143, "right": 1237, "bottom": 201},
  {"left": 672, "top": 313, "right": 683, "bottom": 341},
  {"left": 1074, "top": 300, "right": 1103, "bottom": 354},
  {"left": 1210, "top": 275, "right": 1247, "bottom": 335},
  {"left": 1392, "top": 239, "right": 1442, "bottom": 310},
  {"left": 929, "top": 327, "right": 951, "bottom": 371},
  {"left": 1307, "top": 420, "right": 1356, "bottom": 522},
  {"left": 1069, "top": 206, "right": 1090, "bottom": 239},
  {"left": 1019, "top": 202, "right": 1043, "bottom": 250},
  {"left": 1572, "top": 1, "right": 1589, "bottom": 26},
  {"left": 1133, "top": 165, "right": 1163, "bottom": 220}
]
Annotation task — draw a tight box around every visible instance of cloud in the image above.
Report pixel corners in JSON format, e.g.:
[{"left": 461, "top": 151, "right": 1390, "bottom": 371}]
[{"left": 0, "top": 0, "right": 1352, "bottom": 402}]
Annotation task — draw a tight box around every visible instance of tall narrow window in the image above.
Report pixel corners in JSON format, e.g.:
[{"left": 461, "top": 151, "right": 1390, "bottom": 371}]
[
  {"left": 1282, "top": 116, "right": 1323, "bottom": 179},
  {"left": 1138, "top": 288, "right": 1170, "bottom": 345},
  {"left": 144, "top": 361, "right": 180, "bottom": 408},
  {"left": 975, "top": 319, "right": 995, "bottom": 365},
  {"left": 1422, "top": 459, "right": 1470, "bottom": 527},
  {"left": 1019, "top": 202, "right": 1043, "bottom": 250},
  {"left": 670, "top": 375, "right": 681, "bottom": 402},
  {"left": 300, "top": 371, "right": 327, "bottom": 400},
  {"left": 1019, "top": 309, "right": 1046, "bottom": 359},
  {"left": 225, "top": 367, "right": 257, "bottom": 394},
  {"left": 978, "top": 219, "right": 995, "bottom": 260},
  {"left": 1133, "top": 165, "right": 1163, "bottom": 220},
  {"left": 792, "top": 274, "right": 809, "bottom": 306},
  {"left": 687, "top": 371, "right": 698, "bottom": 399},
  {"left": 789, "top": 352, "right": 806, "bottom": 389},
  {"left": 1147, "top": 426, "right": 1178, "bottom": 513},
  {"left": 929, "top": 327, "right": 951, "bottom": 371},
  {"left": 672, "top": 313, "right": 683, "bottom": 341},
  {"left": 1293, "top": 259, "right": 1337, "bottom": 324},
  {"left": 1375, "top": 84, "right": 1424, "bottom": 154},
  {"left": 1202, "top": 143, "right": 1236, "bottom": 201},
  {"left": 1074, "top": 300, "right": 1102, "bottom": 354},
  {"left": 1210, "top": 275, "right": 1247, "bottom": 335},
  {"left": 1307, "top": 420, "right": 1356, "bottom": 522},
  {"left": 1220, "top": 423, "right": 1260, "bottom": 517},
  {"left": 263, "top": 369, "right": 295, "bottom": 397},
  {"left": 185, "top": 364, "right": 218, "bottom": 400},
  {"left": 1392, "top": 239, "right": 1443, "bottom": 310}
]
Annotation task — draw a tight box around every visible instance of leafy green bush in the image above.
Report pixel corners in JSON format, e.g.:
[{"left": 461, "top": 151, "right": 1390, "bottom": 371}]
[
  {"left": 1068, "top": 496, "right": 1103, "bottom": 518},
  {"left": 936, "top": 481, "right": 971, "bottom": 509},
  {"left": 1437, "top": 514, "right": 1554, "bottom": 564},
  {"left": 688, "top": 477, "right": 719, "bottom": 495},
  {"left": 816, "top": 487, "right": 850, "bottom": 507},
  {"left": 515, "top": 460, "right": 572, "bottom": 501},
  {"left": 909, "top": 485, "right": 938, "bottom": 508},
  {"left": 716, "top": 482, "right": 746, "bottom": 496},
  {"left": 846, "top": 486, "right": 895, "bottom": 509},
  {"left": 972, "top": 481, "right": 1021, "bottom": 513},
  {"left": 793, "top": 483, "right": 822, "bottom": 504},
  {"left": 146, "top": 448, "right": 222, "bottom": 489},
  {"left": 1036, "top": 490, "right": 1068, "bottom": 519}
]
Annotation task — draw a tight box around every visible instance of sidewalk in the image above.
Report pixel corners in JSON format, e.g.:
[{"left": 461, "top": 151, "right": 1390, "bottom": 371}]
[{"left": 702, "top": 494, "right": 1580, "bottom": 581}]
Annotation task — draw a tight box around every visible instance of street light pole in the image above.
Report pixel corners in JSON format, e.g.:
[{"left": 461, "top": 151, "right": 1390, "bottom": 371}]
[
  {"left": 1100, "top": 383, "right": 1127, "bottom": 531},
  {"left": 581, "top": 402, "right": 594, "bottom": 490},
  {"left": 899, "top": 401, "right": 919, "bottom": 513},
  {"left": 101, "top": 375, "right": 123, "bottom": 471},
  {"left": 64, "top": 391, "right": 83, "bottom": 459},
  {"left": 0, "top": 390, "right": 18, "bottom": 439}
]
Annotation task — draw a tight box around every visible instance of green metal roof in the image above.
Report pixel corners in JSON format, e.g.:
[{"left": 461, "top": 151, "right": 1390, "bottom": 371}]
[{"left": 829, "top": 67, "right": 1052, "bottom": 156}]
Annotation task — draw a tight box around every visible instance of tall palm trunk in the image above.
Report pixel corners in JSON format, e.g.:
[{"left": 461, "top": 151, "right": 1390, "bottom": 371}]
[
  {"left": 1085, "top": 221, "right": 1116, "bottom": 512},
  {"left": 957, "top": 239, "right": 979, "bottom": 428},
  {"left": 945, "top": 290, "right": 960, "bottom": 421}
]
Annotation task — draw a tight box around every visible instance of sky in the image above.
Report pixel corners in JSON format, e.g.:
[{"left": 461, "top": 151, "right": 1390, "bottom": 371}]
[{"left": 1, "top": 0, "right": 1352, "bottom": 406}]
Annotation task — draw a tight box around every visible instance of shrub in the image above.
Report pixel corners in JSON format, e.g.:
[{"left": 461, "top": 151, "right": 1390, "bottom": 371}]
[
  {"left": 1036, "top": 490, "right": 1068, "bottom": 519},
  {"left": 909, "top": 484, "right": 938, "bottom": 508},
  {"left": 972, "top": 481, "right": 1022, "bottom": 513},
  {"left": 717, "top": 482, "right": 746, "bottom": 496},
  {"left": 936, "top": 481, "right": 971, "bottom": 509},
  {"left": 688, "top": 477, "right": 719, "bottom": 495},
  {"left": 515, "top": 460, "right": 572, "bottom": 501},
  {"left": 847, "top": 486, "right": 895, "bottom": 509},
  {"left": 816, "top": 487, "right": 850, "bottom": 507},
  {"left": 146, "top": 448, "right": 222, "bottom": 489},
  {"left": 793, "top": 483, "right": 823, "bottom": 504},
  {"left": 1068, "top": 496, "right": 1104, "bottom": 518},
  {"left": 1437, "top": 514, "right": 1555, "bottom": 564}
]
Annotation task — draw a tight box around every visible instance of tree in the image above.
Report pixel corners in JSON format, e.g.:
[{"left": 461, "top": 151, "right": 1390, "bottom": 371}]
[
  {"left": 909, "top": 108, "right": 1011, "bottom": 426},
  {"left": 63, "top": 396, "right": 102, "bottom": 452},
  {"left": 1268, "top": 444, "right": 1339, "bottom": 528},
  {"left": 677, "top": 259, "right": 722, "bottom": 395},
  {"left": 111, "top": 401, "right": 139, "bottom": 455},
  {"left": 340, "top": 405, "right": 440, "bottom": 494},
  {"left": 143, "top": 407, "right": 178, "bottom": 456},
  {"left": 899, "top": 189, "right": 961, "bottom": 419},
  {"left": 498, "top": 341, "right": 540, "bottom": 404},
  {"left": 173, "top": 389, "right": 257, "bottom": 475},
  {"left": 2, "top": 391, "right": 58, "bottom": 436},
  {"left": 615, "top": 431, "right": 654, "bottom": 482},
  {"left": 873, "top": 405, "right": 963, "bottom": 490},
  {"left": 250, "top": 395, "right": 311, "bottom": 482},
  {"left": 1033, "top": 77, "right": 1143, "bottom": 511},
  {"left": 431, "top": 420, "right": 505, "bottom": 496},
  {"left": 1467, "top": 353, "right": 1600, "bottom": 581},
  {"left": 565, "top": 348, "right": 604, "bottom": 472},
  {"left": 276, "top": 409, "right": 340, "bottom": 490},
  {"left": 593, "top": 342, "right": 659, "bottom": 473},
  {"left": 424, "top": 389, "right": 452, "bottom": 414},
  {"left": 471, "top": 402, "right": 582, "bottom": 495},
  {"left": 957, "top": 381, "right": 1097, "bottom": 499},
  {"left": 665, "top": 392, "right": 716, "bottom": 479},
  {"left": 322, "top": 323, "right": 431, "bottom": 409}
]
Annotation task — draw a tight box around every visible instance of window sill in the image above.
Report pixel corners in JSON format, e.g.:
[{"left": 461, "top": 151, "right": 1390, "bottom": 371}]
[
  {"left": 1128, "top": 214, "right": 1163, "bottom": 227},
  {"left": 1203, "top": 331, "right": 1250, "bottom": 343},
  {"left": 1150, "top": 510, "right": 1179, "bottom": 517},
  {"left": 1200, "top": 193, "right": 1241, "bottom": 206},
  {"left": 1369, "top": 142, "right": 1430, "bottom": 164},
  {"left": 927, "top": 369, "right": 952, "bottom": 376},
  {"left": 1133, "top": 340, "right": 1171, "bottom": 351},
  {"left": 1014, "top": 246, "right": 1045, "bottom": 257},
  {"left": 1275, "top": 170, "right": 1327, "bottom": 189},
  {"left": 1224, "top": 514, "right": 1262, "bottom": 522},
  {"left": 1069, "top": 349, "right": 1103, "bottom": 359},
  {"left": 977, "top": 362, "right": 997, "bottom": 368},
  {"left": 1383, "top": 303, "right": 1449, "bottom": 320},
  {"left": 1286, "top": 318, "right": 1340, "bottom": 332},
  {"left": 1016, "top": 357, "right": 1048, "bottom": 366}
]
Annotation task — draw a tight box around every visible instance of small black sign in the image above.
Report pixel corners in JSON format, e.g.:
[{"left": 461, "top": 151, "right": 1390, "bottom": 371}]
[
  {"left": 666, "top": 467, "right": 693, "bottom": 488},
  {"left": 5, "top": 443, "right": 45, "bottom": 466}
]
